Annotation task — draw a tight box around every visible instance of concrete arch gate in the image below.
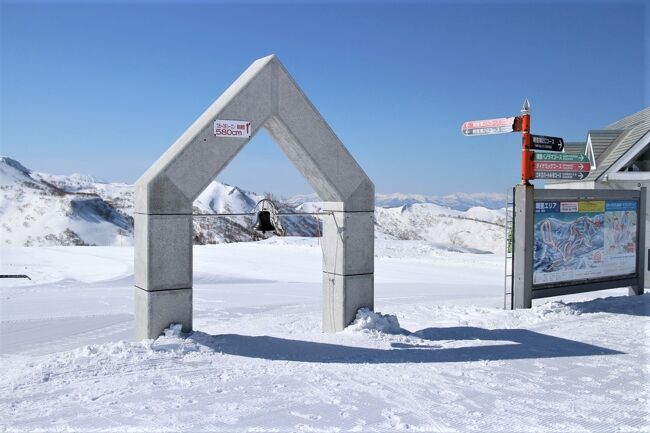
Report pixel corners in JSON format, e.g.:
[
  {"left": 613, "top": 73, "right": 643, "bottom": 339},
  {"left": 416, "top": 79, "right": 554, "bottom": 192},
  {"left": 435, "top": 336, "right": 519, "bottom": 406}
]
[{"left": 134, "top": 55, "right": 375, "bottom": 339}]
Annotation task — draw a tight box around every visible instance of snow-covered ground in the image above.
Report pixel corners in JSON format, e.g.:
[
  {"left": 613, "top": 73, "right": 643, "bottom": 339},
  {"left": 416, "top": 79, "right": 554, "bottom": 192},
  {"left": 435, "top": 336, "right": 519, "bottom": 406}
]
[{"left": 1, "top": 239, "right": 648, "bottom": 431}]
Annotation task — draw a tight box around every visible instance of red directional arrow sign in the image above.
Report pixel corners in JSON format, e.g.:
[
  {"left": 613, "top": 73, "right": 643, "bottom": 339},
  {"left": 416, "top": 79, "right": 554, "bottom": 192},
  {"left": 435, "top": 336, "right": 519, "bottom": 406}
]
[{"left": 533, "top": 161, "right": 589, "bottom": 172}]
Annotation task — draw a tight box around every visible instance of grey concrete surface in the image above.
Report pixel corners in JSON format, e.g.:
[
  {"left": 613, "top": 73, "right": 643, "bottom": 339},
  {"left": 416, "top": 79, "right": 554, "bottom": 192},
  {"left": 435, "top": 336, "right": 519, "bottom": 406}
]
[
  {"left": 134, "top": 213, "right": 192, "bottom": 291},
  {"left": 134, "top": 287, "right": 192, "bottom": 341},
  {"left": 321, "top": 212, "right": 374, "bottom": 276},
  {"left": 512, "top": 184, "right": 534, "bottom": 309},
  {"left": 134, "top": 54, "right": 374, "bottom": 339},
  {"left": 322, "top": 273, "right": 374, "bottom": 332}
]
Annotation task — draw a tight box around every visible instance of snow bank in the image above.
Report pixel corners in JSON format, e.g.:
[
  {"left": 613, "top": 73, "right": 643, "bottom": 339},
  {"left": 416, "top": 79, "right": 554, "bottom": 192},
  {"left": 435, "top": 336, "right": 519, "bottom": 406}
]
[{"left": 345, "top": 308, "right": 404, "bottom": 334}]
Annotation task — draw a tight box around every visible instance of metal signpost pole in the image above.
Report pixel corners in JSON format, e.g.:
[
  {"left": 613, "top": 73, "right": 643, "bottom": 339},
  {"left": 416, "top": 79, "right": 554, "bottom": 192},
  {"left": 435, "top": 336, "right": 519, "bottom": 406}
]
[
  {"left": 512, "top": 99, "right": 534, "bottom": 309},
  {"left": 520, "top": 99, "right": 534, "bottom": 185},
  {"left": 631, "top": 187, "right": 647, "bottom": 296}
]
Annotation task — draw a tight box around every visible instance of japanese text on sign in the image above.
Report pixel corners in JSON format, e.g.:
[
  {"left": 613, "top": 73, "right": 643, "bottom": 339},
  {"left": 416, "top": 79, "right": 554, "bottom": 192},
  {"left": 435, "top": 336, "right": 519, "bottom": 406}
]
[{"left": 213, "top": 119, "right": 251, "bottom": 138}]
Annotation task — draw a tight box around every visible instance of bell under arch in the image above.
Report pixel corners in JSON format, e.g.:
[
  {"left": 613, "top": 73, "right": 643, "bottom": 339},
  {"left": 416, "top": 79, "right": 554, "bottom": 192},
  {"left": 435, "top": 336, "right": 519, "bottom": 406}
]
[{"left": 134, "top": 55, "right": 375, "bottom": 339}]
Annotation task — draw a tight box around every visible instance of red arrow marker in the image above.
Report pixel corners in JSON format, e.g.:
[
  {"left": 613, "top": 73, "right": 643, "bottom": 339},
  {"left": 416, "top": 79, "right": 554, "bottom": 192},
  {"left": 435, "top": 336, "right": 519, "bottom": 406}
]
[{"left": 533, "top": 161, "right": 592, "bottom": 172}]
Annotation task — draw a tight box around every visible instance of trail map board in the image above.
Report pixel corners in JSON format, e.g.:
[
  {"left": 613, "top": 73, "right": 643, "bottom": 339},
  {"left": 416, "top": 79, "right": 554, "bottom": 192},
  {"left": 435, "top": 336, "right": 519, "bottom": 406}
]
[{"left": 533, "top": 199, "right": 638, "bottom": 285}]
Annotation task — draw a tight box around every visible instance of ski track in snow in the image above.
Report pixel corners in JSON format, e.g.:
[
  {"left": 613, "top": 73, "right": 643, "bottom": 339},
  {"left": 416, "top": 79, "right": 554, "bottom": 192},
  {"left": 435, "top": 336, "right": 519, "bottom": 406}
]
[{"left": 1, "top": 240, "right": 648, "bottom": 431}]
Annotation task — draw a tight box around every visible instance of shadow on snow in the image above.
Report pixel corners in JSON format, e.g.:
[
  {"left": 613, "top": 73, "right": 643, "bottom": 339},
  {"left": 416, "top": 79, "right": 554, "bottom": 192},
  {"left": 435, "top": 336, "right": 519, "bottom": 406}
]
[
  {"left": 179, "top": 326, "right": 623, "bottom": 364},
  {"left": 559, "top": 293, "right": 649, "bottom": 317}
]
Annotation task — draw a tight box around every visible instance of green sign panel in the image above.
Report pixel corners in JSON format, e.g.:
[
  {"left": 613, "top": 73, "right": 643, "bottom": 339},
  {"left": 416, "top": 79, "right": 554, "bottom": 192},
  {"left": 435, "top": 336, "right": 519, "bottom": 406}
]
[{"left": 533, "top": 152, "right": 590, "bottom": 163}]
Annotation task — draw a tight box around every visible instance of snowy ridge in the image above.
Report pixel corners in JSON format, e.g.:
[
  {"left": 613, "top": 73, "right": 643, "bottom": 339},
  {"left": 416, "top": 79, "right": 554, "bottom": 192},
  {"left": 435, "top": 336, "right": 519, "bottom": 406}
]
[
  {"left": 374, "top": 191, "right": 507, "bottom": 210},
  {"left": 288, "top": 191, "right": 508, "bottom": 211},
  {"left": 1, "top": 157, "right": 506, "bottom": 252},
  {"left": 0, "top": 157, "right": 133, "bottom": 247}
]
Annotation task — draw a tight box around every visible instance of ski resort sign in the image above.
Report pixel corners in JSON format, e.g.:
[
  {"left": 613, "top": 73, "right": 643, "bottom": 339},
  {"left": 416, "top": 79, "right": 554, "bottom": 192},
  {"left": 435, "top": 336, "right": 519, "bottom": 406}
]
[
  {"left": 530, "top": 134, "right": 564, "bottom": 152},
  {"left": 461, "top": 116, "right": 520, "bottom": 136},
  {"left": 534, "top": 198, "right": 638, "bottom": 285},
  {"left": 518, "top": 188, "right": 645, "bottom": 302},
  {"left": 533, "top": 152, "right": 591, "bottom": 180},
  {"left": 214, "top": 119, "right": 251, "bottom": 138}
]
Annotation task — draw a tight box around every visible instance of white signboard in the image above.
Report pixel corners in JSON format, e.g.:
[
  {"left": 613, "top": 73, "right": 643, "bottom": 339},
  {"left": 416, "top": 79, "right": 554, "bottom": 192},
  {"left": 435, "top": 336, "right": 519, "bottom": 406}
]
[{"left": 213, "top": 119, "right": 251, "bottom": 138}]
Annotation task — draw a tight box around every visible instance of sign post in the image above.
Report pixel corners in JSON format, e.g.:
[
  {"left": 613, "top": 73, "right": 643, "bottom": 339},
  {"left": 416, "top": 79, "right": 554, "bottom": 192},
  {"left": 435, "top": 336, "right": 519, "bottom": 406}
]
[
  {"left": 461, "top": 100, "right": 644, "bottom": 310},
  {"left": 520, "top": 99, "right": 534, "bottom": 184}
]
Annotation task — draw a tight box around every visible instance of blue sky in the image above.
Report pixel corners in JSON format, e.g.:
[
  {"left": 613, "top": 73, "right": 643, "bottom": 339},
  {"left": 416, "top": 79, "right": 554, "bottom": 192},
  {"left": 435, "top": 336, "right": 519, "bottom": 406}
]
[{"left": 1, "top": 1, "right": 646, "bottom": 196}]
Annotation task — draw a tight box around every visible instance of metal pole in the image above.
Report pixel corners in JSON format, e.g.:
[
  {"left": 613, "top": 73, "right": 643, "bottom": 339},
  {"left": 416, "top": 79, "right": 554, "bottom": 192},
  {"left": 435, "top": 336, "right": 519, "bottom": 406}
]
[
  {"left": 520, "top": 98, "right": 534, "bottom": 184},
  {"left": 512, "top": 98, "right": 534, "bottom": 309}
]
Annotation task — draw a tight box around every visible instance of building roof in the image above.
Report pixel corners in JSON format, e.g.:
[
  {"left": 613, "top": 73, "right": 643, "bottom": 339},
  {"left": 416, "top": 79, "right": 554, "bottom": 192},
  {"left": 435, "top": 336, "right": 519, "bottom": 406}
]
[
  {"left": 546, "top": 107, "right": 650, "bottom": 184},
  {"left": 563, "top": 141, "right": 586, "bottom": 155},
  {"left": 586, "top": 130, "right": 624, "bottom": 164}
]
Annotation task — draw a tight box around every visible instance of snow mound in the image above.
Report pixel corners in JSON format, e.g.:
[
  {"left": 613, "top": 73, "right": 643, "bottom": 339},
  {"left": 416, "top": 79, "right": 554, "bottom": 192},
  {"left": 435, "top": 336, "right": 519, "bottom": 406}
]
[
  {"left": 345, "top": 308, "right": 404, "bottom": 334},
  {"left": 534, "top": 301, "right": 581, "bottom": 318},
  {"left": 163, "top": 323, "right": 184, "bottom": 337}
]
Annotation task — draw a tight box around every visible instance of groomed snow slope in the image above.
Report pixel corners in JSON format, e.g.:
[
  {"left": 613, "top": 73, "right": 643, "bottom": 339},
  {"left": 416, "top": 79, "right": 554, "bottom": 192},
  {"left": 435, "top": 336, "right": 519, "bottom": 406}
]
[{"left": 1, "top": 239, "right": 648, "bottom": 431}]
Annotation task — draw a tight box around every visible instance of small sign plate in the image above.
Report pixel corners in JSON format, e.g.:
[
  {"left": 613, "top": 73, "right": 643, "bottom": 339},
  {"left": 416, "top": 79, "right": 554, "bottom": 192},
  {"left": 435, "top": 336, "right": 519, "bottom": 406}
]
[
  {"left": 530, "top": 134, "right": 564, "bottom": 152},
  {"left": 534, "top": 171, "right": 590, "bottom": 180},
  {"left": 461, "top": 117, "right": 517, "bottom": 136},
  {"left": 533, "top": 161, "right": 590, "bottom": 172},
  {"left": 214, "top": 119, "right": 251, "bottom": 138},
  {"left": 533, "top": 152, "right": 590, "bottom": 163}
]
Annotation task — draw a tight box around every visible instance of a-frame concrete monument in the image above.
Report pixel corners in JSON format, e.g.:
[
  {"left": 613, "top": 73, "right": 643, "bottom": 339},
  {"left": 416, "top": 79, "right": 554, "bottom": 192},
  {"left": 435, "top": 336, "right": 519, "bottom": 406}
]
[{"left": 134, "top": 55, "right": 375, "bottom": 339}]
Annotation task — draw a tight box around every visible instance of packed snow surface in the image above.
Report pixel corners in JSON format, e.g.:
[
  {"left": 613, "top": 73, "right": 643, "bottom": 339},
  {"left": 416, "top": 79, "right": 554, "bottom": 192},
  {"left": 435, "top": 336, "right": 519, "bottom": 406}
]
[{"left": 1, "top": 239, "right": 648, "bottom": 431}]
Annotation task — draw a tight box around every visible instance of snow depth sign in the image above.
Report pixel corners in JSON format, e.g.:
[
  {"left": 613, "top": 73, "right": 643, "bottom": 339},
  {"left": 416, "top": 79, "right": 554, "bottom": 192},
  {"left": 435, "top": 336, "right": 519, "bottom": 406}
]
[{"left": 134, "top": 55, "right": 375, "bottom": 339}]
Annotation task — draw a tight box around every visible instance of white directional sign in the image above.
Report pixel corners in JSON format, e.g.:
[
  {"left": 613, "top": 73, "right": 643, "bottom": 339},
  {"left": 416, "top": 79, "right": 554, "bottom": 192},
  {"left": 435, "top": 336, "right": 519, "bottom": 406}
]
[
  {"left": 461, "top": 116, "right": 518, "bottom": 136},
  {"left": 213, "top": 119, "right": 251, "bottom": 138}
]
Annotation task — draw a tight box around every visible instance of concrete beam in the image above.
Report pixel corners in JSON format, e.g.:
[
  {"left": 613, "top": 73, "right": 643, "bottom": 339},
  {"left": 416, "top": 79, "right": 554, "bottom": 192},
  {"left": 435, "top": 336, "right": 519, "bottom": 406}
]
[{"left": 135, "top": 56, "right": 275, "bottom": 215}]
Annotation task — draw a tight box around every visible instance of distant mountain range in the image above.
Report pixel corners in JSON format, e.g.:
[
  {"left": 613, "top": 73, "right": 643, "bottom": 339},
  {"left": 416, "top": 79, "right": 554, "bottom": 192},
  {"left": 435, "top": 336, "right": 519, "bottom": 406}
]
[
  {"left": 284, "top": 191, "right": 507, "bottom": 211},
  {"left": 0, "top": 157, "right": 507, "bottom": 253}
]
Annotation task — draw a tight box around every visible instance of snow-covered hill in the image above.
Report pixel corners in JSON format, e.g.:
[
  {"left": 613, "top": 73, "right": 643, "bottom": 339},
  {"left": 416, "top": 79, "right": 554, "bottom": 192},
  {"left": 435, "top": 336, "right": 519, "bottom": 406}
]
[
  {"left": 375, "top": 204, "right": 505, "bottom": 253},
  {"left": 289, "top": 191, "right": 508, "bottom": 211},
  {"left": 375, "top": 191, "right": 507, "bottom": 210},
  {"left": 0, "top": 157, "right": 507, "bottom": 252},
  {"left": 0, "top": 157, "right": 133, "bottom": 247}
]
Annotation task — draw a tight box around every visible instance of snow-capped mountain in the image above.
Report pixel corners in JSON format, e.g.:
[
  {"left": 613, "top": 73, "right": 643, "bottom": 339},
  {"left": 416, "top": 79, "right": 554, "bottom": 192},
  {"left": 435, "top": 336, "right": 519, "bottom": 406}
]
[
  {"left": 0, "top": 157, "right": 132, "bottom": 247},
  {"left": 286, "top": 191, "right": 507, "bottom": 211},
  {"left": 375, "top": 204, "right": 505, "bottom": 253},
  {"left": 0, "top": 157, "right": 506, "bottom": 253},
  {"left": 375, "top": 191, "right": 507, "bottom": 211}
]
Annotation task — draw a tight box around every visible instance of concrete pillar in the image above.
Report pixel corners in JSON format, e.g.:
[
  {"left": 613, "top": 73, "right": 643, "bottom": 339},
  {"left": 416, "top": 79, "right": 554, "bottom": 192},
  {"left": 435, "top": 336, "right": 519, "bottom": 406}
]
[
  {"left": 321, "top": 209, "right": 374, "bottom": 331},
  {"left": 134, "top": 213, "right": 193, "bottom": 340},
  {"left": 512, "top": 184, "right": 534, "bottom": 309}
]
